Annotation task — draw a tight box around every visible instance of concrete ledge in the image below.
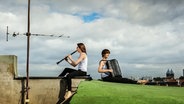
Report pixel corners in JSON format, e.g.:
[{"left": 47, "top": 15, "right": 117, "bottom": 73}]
[
  {"left": 0, "top": 55, "right": 17, "bottom": 78},
  {"left": 0, "top": 55, "right": 91, "bottom": 104},
  {"left": 71, "top": 75, "right": 92, "bottom": 92},
  {"left": 0, "top": 55, "right": 61, "bottom": 104},
  {"left": 73, "top": 75, "right": 92, "bottom": 80},
  {"left": 15, "top": 76, "right": 61, "bottom": 80}
]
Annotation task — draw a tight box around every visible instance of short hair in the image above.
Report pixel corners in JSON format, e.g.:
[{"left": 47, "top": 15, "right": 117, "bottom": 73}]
[
  {"left": 77, "top": 43, "right": 87, "bottom": 54},
  {"left": 101, "top": 49, "right": 110, "bottom": 57}
]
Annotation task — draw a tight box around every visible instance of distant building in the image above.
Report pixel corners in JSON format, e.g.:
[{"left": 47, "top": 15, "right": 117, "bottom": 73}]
[{"left": 166, "top": 69, "right": 174, "bottom": 79}]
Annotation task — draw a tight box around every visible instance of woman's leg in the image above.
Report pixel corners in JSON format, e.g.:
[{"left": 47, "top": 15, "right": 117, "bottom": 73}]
[
  {"left": 121, "top": 78, "right": 137, "bottom": 84},
  {"left": 66, "top": 70, "right": 86, "bottom": 91},
  {"left": 102, "top": 77, "right": 137, "bottom": 84},
  {"left": 58, "top": 68, "right": 76, "bottom": 77},
  {"left": 65, "top": 70, "right": 86, "bottom": 99},
  {"left": 102, "top": 77, "right": 122, "bottom": 83}
]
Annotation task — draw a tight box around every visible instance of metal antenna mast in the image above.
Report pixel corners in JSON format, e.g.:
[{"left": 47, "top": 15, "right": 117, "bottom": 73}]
[
  {"left": 23, "top": 1, "right": 69, "bottom": 103},
  {"left": 6, "top": 26, "right": 9, "bottom": 41},
  {"left": 25, "top": 0, "right": 30, "bottom": 103},
  {"left": 5, "top": 2, "right": 68, "bottom": 103}
]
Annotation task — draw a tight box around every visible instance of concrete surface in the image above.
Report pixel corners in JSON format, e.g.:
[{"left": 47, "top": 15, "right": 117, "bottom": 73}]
[{"left": 0, "top": 55, "right": 85, "bottom": 104}]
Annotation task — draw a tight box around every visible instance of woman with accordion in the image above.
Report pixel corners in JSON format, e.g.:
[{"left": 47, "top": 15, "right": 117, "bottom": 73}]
[{"left": 98, "top": 49, "right": 137, "bottom": 84}]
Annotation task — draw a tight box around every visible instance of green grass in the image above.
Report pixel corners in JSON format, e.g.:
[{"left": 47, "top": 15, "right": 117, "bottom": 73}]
[{"left": 70, "top": 80, "right": 184, "bottom": 104}]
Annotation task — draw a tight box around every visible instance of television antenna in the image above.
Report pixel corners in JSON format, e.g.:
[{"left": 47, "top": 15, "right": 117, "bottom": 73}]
[
  {"left": 5, "top": 0, "right": 70, "bottom": 103},
  {"left": 6, "top": 26, "right": 70, "bottom": 41}
]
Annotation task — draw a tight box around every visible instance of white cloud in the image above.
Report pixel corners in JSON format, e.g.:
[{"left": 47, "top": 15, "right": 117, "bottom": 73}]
[{"left": 1, "top": 0, "right": 184, "bottom": 79}]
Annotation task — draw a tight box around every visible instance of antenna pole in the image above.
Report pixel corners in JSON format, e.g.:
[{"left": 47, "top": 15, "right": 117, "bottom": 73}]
[
  {"left": 25, "top": 0, "right": 31, "bottom": 103},
  {"left": 6, "top": 26, "right": 9, "bottom": 41}
]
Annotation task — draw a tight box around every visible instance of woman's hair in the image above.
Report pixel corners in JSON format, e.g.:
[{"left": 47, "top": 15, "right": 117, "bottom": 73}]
[
  {"left": 77, "top": 43, "right": 87, "bottom": 54},
  {"left": 101, "top": 49, "right": 110, "bottom": 57}
]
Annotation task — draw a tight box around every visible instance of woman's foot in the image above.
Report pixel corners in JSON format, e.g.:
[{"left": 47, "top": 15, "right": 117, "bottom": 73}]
[
  {"left": 137, "top": 80, "right": 148, "bottom": 84},
  {"left": 64, "top": 91, "right": 72, "bottom": 99}
]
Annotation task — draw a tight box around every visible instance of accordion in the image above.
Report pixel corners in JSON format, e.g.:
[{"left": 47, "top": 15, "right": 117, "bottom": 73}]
[{"left": 106, "top": 59, "right": 122, "bottom": 78}]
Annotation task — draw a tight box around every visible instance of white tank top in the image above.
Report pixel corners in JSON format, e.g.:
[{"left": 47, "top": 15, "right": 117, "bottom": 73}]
[
  {"left": 78, "top": 55, "right": 88, "bottom": 72},
  {"left": 101, "top": 62, "right": 110, "bottom": 78}
]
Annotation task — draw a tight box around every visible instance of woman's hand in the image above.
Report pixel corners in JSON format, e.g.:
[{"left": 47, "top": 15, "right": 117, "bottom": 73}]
[
  {"left": 65, "top": 55, "right": 73, "bottom": 64},
  {"left": 64, "top": 57, "right": 68, "bottom": 61},
  {"left": 67, "top": 55, "right": 72, "bottom": 59},
  {"left": 109, "top": 69, "right": 113, "bottom": 73}
]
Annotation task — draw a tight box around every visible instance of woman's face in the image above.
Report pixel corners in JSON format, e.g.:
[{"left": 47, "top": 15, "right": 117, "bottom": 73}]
[
  {"left": 76, "top": 46, "right": 81, "bottom": 52},
  {"left": 104, "top": 53, "right": 110, "bottom": 59}
]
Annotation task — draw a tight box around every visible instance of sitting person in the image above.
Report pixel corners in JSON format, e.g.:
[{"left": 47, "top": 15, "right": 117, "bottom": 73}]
[
  {"left": 98, "top": 49, "right": 137, "bottom": 84},
  {"left": 58, "top": 43, "right": 88, "bottom": 99}
]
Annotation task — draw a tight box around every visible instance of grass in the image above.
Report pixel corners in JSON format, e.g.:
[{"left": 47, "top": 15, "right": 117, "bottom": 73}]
[{"left": 70, "top": 80, "right": 184, "bottom": 104}]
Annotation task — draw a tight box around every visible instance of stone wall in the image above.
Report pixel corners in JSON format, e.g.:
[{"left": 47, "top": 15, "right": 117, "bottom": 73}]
[{"left": 0, "top": 55, "right": 84, "bottom": 104}]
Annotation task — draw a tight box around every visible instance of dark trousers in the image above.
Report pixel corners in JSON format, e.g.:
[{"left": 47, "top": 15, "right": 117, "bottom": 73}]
[
  {"left": 59, "top": 68, "right": 87, "bottom": 91},
  {"left": 57, "top": 79, "right": 67, "bottom": 103},
  {"left": 102, "top": 76, "right": 137, "bottom": 84}
]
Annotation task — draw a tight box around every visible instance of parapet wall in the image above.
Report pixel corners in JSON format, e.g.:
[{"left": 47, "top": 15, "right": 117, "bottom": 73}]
[
  {"left": 0, "top": 55, "right": 20, "bottom": 104},
  {"left": 0, "top": 55, "right": 84, "bottom": 104}
]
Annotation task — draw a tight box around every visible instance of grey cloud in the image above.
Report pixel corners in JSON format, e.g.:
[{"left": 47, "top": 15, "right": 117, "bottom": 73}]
[
  {"left": 1, "top": 0, "right": 184, "bottom": 79},
  {"left": 125, "top": 0, "right": 184, "bottom": 26}
]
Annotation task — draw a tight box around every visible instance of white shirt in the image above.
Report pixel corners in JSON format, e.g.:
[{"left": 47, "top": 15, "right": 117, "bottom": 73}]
[
  {"left": 101, "top": 62, "right": 110, "bottom": 78},
  {"left": 78, "top": 56, "right": 88, "bottom": 72}
]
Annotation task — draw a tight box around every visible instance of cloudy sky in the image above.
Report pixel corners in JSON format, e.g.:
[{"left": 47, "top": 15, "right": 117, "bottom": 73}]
[{"left": 0, "top": 0, "right": 184, "bottom": 79}]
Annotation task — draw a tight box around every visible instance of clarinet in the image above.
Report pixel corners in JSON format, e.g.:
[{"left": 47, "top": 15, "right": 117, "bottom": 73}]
[{"left": 56, "top": 50, "right": 77, "bottom": 65}]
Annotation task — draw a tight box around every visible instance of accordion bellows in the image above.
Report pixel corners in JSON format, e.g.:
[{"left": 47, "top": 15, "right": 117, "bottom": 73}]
[{"left": 106, "top": 59, "right": 122, "bottom": 77}]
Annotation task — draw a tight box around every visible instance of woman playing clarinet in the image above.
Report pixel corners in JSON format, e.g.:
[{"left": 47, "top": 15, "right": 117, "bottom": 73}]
[
  {"left": 98, "top": 49, "right": 137, "bottom": 84},
  {"left": 58, "top": 43, "right": 88, "bottom": 99}
]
